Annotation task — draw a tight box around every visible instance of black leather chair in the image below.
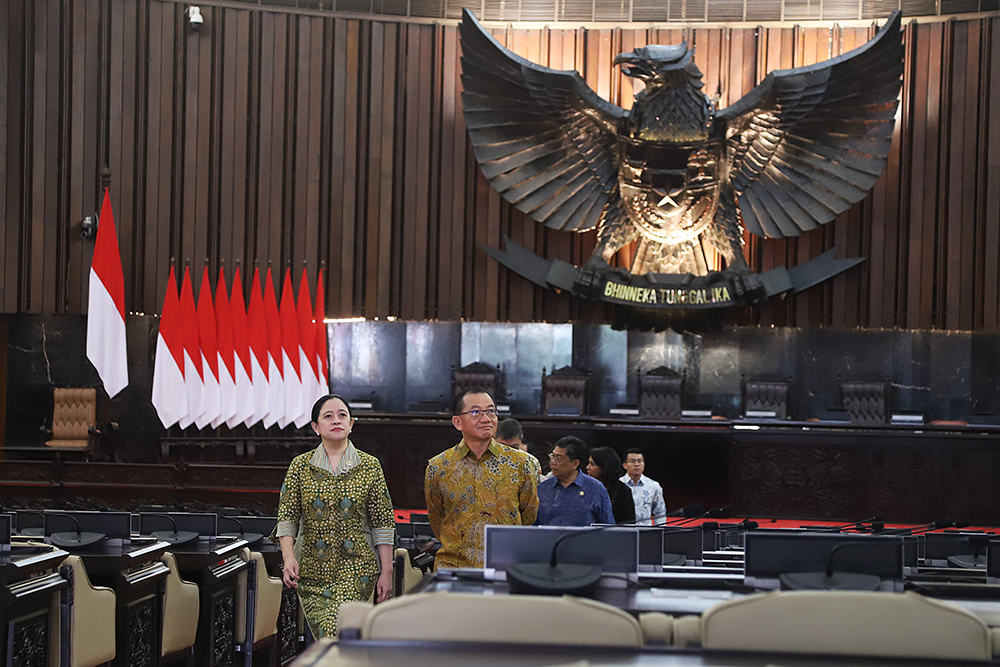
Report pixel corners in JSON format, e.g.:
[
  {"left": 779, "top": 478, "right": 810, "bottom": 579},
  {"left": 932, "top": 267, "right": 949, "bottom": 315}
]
[
  {"left": 542, "top": 366, "right": 590, "bottom": 416},
  {"left": 638, "top": 367, "right": 683, "bottom": 420},
  {"left": 744, "top": 379, "right": 790, "bottom": 420},
  {"left": 841, "top": 380, "right": 889, "bottom": 425},
  {"left": 452, "top": 362, "right": 502, "bottom": 401}
]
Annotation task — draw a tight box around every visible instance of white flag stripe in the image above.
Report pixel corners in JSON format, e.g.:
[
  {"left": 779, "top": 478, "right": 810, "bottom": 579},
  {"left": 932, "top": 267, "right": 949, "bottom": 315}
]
[
  {"left": 230, "top": 356, "right": 253, "bottom": 428},
  {"left": 151, "top": 334, "right": 187, "bottom": 428},
  {"left": 179, "top": 351, "right": 203, "bottom": 429},
  {"left": 278, "top": 351, "right": 302, "bottom": 429},
  {"left": 86, "top": 270, "right": 129, "bottom": 397},
  {"left": 194, "top": 352, "right": 222, "bottom": 429},
  {"left": 262, "top": 356, "right": 284, "bottom": 429},
  {"left": 212, "top": 353, "right": 237, "bottom": 428}
]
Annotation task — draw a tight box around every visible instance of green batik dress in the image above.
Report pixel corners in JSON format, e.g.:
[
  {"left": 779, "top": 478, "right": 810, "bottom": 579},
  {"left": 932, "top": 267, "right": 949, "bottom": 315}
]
[{"left": 274, "top": 442, "right": 395, "bottom": 639}]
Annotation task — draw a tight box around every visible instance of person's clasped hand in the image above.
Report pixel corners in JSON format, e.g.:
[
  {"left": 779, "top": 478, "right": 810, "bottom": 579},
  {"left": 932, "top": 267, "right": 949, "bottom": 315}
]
[{"left": 282, "top": 556, "right": 300, "bottom": 588}]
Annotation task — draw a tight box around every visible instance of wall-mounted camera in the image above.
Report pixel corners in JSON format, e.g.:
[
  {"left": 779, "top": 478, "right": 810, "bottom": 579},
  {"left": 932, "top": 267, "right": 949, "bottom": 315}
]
[
  {"left": 81, "top": 213, "right": 99, "bottom": 239},
  {"left": 188, "top": 6, "right": 204, "bottom": 31}
]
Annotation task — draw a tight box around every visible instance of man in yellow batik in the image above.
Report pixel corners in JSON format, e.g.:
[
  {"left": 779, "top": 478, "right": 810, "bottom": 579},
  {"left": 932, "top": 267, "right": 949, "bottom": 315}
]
[{"left": 424, "top": 387, "right": 539, "bottom": 568}]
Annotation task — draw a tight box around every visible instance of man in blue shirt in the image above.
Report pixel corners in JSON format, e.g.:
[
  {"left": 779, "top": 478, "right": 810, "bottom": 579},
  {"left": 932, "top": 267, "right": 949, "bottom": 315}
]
[{"left": 536, "top": 436, "right": 614, "bottom": 526}]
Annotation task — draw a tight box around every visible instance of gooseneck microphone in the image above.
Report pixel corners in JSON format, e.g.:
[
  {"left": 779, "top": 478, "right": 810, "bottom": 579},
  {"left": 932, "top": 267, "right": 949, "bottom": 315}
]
[
  {"left": 41, "top": 512, "right": 107, "bottom": 550},
  {"left": 664, "top": 504, "right": 705, "bottom": 521},
  {"left": 947, "top": 534, "right": 991, "bottom": 569},
  {"left": 700, "top": 519, "right": 759, "bottom": 533},
  {"left": 147, "top": 513, "right": 199, "bottom": 546},
  {"left": 218, "top": 516, "right": 264, "bottom": 547},
  {"left": 779, "top": 541, "right": 885, "bottom": 592},
  {"left": 880, "top": 518, "right": 956, "bottom": 536},
  {"left": 505, "top": 526, "right": 614, "bottom": 596},
  {"left": 815, "top": 514, "right": 886, "bottom": 532},
  {"left": 672, "top": 505, "right": 735, "bottom": 527}
]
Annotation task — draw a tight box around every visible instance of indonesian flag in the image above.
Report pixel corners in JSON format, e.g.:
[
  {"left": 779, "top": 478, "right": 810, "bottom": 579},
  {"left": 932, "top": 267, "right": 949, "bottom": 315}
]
[
  {"left": 278, "top": 268, "right": 303, "bottom": 429},
  {"left": 177, "top": 267, "right": 203, "bottom": 429},
  {"left": 315, "top": 269, "right": 329, "bottom": 392},
  {"left": 213, "top": 267, "right": 238, "bottom": 428},
  {"left": 296, "top": 268, "right": 320, "bottom": 427},
  {"left": 86, "top": 188, "right": 129, "bottom": 397},
  {"left": 261, "top": 268, "right": 284, "bottom": 428},
  {"left": 246, "top": 268, "right": 270, "bottom": 428},
  {"left": 194, "top": 267, "right": 221, "bottom": 429},
  {"left": 151, "top": 267, "right": 187, "bottom": 428},
  {"left": 228, "top": 267, "right": 254, "bottom": 428}
]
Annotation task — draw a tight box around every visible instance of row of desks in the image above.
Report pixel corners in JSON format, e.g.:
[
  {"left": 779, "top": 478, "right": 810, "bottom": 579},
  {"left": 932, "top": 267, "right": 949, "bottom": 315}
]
[{"left": 0, "top": 535, "right": 285, "bottom": 667}]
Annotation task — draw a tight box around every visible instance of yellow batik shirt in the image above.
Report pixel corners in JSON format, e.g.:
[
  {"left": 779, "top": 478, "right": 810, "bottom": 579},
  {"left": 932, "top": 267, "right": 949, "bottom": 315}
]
[{"left": 424, "top": 438, "right": 539, "bottom": 569}]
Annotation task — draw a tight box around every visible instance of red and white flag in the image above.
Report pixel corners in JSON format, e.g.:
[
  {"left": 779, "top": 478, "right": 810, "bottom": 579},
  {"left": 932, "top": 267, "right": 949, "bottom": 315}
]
[
  {"left": 194, "top": 267, "right": 221, "bottom": 429},
  {"left": 177, "top": 267, "right": 203, "bottom": 429},
  {"left": 229, "top": 267, "right": 255, "bottom": 428},
  {"left": 278, "top": 269, "right": 303, "bottom": 429},
  {"left": 86, "top": 188, "right": 129, "bottom": 397},
  {"left": 246, "top": 268, "right": 270, "bottom": 428},
  {"left": 296, "top": 268, "right": 320, "bottom": 426},
  {"left": 315, "top": 269, "right": 329, "bottom": 393},
  {"left": 151, "top": 267, "right": 187, "bottom": 428},
  {"left": 262, "top": 268, "right": 285, "bottom": 428},
  {"left": 213, "top": 267, "right": 238, "bottom": 428}
]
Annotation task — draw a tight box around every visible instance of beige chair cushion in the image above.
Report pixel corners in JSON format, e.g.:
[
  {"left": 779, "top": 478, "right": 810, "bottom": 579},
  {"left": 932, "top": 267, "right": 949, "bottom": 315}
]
[
  {"left": 235, "top": 548, "right": 252, "bottom": 644},
  {"left": 672, "top": 614, "right": 701, "bottom": 648},
  {"left": 160, "top": 552, "right": 199, "bottom": 657},
  {"left": 251, "top": 552, "right": 283, "bottom": 644},
  {"left": 638, "top": 612, "right": 673, "bottom": 645},
  {"left": 701, "top": 590, "right": 992, "bottom": 662},
  {"left": 357, "top": 592, "right": 643, "bottom": 646},
  {"left": 61, "top": 554, "right": 116, "bottom": 667},
  {"left": 338, "top": 601, "right": 371, "bottom": 636},
  {"left": 394, "top": 547, "right": 424, "bottom": 596},
  {"left": 235, "top": 550, "right": 282, "bottom": 645}
]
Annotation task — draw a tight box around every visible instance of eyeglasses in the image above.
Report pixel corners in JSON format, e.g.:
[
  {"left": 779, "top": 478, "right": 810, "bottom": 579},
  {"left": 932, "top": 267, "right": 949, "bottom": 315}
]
[
  {"left": 455, "top": 408, "right": 499, "bottom": 419},
  {"left": 548, "top": 453, "right": 569, "bottom": 462}
]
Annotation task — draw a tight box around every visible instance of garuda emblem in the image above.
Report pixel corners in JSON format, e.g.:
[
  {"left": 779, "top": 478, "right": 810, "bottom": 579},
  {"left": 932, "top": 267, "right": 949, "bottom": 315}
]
[{"left": 460, "top": 10, "right": 903, "bottom": 319}]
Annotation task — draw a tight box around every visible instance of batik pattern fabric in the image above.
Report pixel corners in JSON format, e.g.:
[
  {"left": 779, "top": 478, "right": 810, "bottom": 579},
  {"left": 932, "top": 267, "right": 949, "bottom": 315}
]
[
  {"left": 620, "top": 474, "right": 667, "bottom": 525},
  {"left": 274, "top": 442, "right": 394, "bottom": 639},
  {"left": 424, "top": 439, "right": 539, "bottom": 569}
]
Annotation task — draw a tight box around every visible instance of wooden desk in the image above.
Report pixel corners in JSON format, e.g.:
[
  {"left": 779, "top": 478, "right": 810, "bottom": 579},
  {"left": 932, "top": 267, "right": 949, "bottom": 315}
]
[
  {"left": 0, "top": 545, "right": 69, "bottom": 666},
  {"left": 293, "top": 637, "right": 959, "bottom": 667},
  {"left": 169, "top": 538, "right": 250, "bottom": 667},
  {"left": 74, "top": 540, "right": 171, "bottom": 667}
]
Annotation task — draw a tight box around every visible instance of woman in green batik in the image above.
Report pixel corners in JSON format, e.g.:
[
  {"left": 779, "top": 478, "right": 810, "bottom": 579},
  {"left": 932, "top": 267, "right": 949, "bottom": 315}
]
[{"left": 275, "top": 394, "right": 395, "bottom": 639}]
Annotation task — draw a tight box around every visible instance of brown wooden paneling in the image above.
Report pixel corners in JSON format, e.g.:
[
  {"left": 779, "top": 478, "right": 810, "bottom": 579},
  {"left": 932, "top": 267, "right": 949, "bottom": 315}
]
[
  {"left": 2, "top": 2, "right": 998, "bottom": 334},
  {"left": 986, "top": 18, "right": 1000, "bottom": 332}
]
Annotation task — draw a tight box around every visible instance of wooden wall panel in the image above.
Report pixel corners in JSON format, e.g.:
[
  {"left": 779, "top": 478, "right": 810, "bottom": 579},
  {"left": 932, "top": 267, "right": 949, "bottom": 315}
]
[
  {"left": 986, "top": 18, "right": 1000, "bottom": 330},
  {"left": 1, "top": 0, "right": 998, "bottom": 334}
]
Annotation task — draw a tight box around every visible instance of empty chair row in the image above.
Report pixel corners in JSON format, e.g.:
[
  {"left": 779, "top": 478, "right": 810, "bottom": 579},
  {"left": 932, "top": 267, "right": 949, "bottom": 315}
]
[{"left": 338, "top": 590, "right": 1000, "bottom": 662}]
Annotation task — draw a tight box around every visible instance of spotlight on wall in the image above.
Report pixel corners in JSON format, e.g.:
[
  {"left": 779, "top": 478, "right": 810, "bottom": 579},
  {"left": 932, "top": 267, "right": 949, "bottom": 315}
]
[
  {"left": 188, "top": 6, "right": 204, "bottom": 31},
  {"left": 81, "top": 213, "right": 98, "bottom": 239}
]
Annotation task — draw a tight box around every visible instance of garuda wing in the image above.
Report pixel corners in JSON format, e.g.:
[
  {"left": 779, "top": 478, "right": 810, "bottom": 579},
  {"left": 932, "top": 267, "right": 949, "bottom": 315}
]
[
  {"left": 460, "top": 9, "right": 627, "bottom": 233},
  {"left": 716, "top": 11, "right": 903, "bottom": 239}
]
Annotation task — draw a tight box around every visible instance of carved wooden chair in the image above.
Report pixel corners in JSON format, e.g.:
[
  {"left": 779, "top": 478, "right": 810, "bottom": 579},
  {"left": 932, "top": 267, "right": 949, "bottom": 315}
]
[
  {"left": 841, "top": 380, "right": 888, "bottom": 425},
  {"left": 637, "top": 367, "right": 683, "bottom": 420},
  {"left": 542, "top": 366, "right": 590, "bottom": 416}
]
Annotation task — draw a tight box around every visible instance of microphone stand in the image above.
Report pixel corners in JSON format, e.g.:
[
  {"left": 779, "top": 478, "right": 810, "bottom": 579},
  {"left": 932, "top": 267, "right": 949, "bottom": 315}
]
[{"left": 146, "top": 513, "right": 199, "bottom": 546}]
